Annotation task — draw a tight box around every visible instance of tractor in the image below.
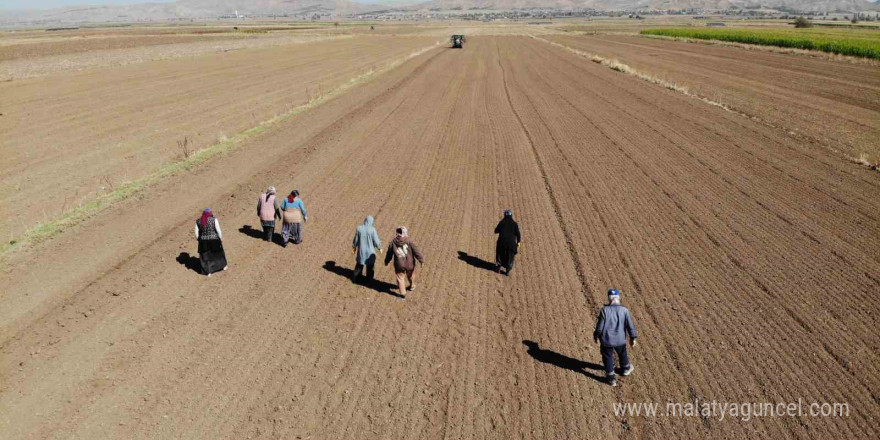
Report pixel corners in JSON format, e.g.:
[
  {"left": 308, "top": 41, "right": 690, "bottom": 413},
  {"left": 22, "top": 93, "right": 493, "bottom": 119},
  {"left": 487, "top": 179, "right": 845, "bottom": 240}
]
[{"left": 451, "top": 35, "right": 466, "bottom": 49}]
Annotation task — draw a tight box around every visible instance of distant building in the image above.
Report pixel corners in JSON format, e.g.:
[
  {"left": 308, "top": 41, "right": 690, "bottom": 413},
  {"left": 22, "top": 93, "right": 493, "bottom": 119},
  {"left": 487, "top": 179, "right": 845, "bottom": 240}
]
[{"left": 707, "top": 22, "right": 726, "bottom": 27}]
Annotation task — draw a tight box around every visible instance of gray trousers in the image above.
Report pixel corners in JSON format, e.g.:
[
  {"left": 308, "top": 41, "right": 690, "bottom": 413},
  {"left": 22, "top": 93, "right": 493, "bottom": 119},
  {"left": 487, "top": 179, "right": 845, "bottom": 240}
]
[{"left": 282, "top": 222, "right": 302, "bottom": 244}]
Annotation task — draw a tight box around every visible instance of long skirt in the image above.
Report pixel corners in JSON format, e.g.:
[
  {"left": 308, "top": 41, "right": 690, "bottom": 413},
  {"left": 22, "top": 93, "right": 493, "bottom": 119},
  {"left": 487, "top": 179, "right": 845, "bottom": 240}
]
[
  {"left": 283, "top": 222, "right": 303, "bottom": 244},
  {"left": 495, "top": 240, "right": 517, "bottom": 271},
  {"left": 198, "top": 239, "right": 227, "bottom": 275}
]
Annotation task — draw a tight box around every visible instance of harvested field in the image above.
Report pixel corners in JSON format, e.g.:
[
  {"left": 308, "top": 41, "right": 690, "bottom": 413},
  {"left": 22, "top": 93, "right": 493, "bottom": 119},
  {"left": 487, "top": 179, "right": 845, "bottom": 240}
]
[
  {"left": 546, "top": 33, "right": 880, "bottom": 165},
  {"left": 0, "top": 35, "right": 438, "bottom": 241},
  {"left": 0, "top": 34, "right": 353, "bottom": 79},
  {"left": 0, "top": 24, "right": 414, "bottom": 71},
  {"left": 0, "top": 33, "right": 261, "bottom": 62},
  {"left": 1, "top": 34, "right": 878, "bottom": 440}
]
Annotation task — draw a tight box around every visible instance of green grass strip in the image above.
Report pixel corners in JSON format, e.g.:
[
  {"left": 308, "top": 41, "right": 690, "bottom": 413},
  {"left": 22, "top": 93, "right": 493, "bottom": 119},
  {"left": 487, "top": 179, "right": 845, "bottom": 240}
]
[{"left": 641, "top": 27, "right": 880, "bottom": 59}]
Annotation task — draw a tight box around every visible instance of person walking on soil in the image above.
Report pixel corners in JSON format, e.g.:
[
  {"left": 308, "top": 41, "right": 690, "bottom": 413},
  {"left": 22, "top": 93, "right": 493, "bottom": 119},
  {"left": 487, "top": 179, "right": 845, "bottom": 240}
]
[
  {"left": 384, "top": 226, "right": 424, "bottom": 299},
  {"left": 256, "top": 186, "right": 280, "bottom": 242},
  {"left": 494, "top": 209, "right": 521, "bottom": 275},
  {"left": 352, "top": 215, "right": 382, "bottom": 281},
  {"left": 594, "top": 289, "right": 637, "bottom": 386},
  {"left": 194, "top": 208, "right": 228, "bottom": 276},
  {"left": 281, "top": 190, "right": 307, "bottom": 246}
]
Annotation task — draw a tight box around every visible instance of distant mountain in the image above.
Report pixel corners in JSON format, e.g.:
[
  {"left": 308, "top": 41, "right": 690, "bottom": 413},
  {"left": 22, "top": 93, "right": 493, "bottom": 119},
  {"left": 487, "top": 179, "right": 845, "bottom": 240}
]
[
  {"left": 0, "top": 0, "right": 379, "bottom": 25},
  {"left": 636, "top": 0, "right": 880, "bottom": 11},
  {"left": 2, "top": 0, "right": 878, "bottom": 25},
  {"left": 177, "top": 0, "right": 371, "bottom": 15},
  {"left": 410, "top": 0, "right": 880, "bottom": 11}
]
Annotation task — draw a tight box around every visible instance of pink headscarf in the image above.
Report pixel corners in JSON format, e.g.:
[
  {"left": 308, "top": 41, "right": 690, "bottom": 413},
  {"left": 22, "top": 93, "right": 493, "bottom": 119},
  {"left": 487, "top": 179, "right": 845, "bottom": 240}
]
[{"left": 199, "top": 208, "right": 213, "bottom": 227}]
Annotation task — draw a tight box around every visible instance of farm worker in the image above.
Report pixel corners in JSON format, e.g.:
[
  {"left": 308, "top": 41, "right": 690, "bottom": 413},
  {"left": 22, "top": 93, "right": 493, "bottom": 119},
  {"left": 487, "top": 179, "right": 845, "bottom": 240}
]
[
  {"left": 256, "top": 186, "right": 280, "bottom": 241},
  {"left": 494, "top": 209, "right": 521, "bottom": 275},
  {"left": 280, "top": 190, "right": 307, "bottom": 246},
  {"left": 384, "top": 226, "right": 425, "bottom": 298},
  {"left": 352, "top": 215, "right": 382, "bottom": 280},
  {"left": 593, "top": 289, "right": 637, "bottom": 387},
  {"left": 194, "top": 208, "right": 228, "bottom": 276}
]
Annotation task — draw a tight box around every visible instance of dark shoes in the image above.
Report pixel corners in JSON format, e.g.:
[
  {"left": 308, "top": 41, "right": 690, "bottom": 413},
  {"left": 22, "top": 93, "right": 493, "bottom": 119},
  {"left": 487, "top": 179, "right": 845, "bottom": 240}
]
[{"left": 606, "top": 365, "right": 634, "bottom": 386}]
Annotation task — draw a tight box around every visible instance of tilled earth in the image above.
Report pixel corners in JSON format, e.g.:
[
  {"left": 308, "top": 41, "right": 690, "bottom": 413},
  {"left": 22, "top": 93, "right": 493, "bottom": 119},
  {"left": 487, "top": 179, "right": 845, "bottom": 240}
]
[
  {"left": 546, "top": 34, "right": 880, "bottom": 164},
  {"left": 1, "top": 36, "right": 878, "bottom": 439},
  {"left": 0, "top": 35, "right": 438, "bottom": 239}
]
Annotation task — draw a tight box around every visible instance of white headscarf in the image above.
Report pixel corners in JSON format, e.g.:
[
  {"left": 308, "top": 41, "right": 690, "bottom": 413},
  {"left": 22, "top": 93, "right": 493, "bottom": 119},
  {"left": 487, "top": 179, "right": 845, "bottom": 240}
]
[{"left": 396, "top": 226, "right": 408, "bottom": 240}]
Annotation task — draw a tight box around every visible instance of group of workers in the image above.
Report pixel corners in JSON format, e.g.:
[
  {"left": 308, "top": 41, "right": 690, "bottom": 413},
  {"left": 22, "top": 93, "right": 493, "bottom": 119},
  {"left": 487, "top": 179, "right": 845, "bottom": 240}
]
[
  {"left": 257, "top": 186, "right": 307, "bottom": 246},
  {"left": 192, "top": 187, "right": 638, "bottom": 386},
  {"left": 351, "top": 216, "right": 425, "bottom": 298}
]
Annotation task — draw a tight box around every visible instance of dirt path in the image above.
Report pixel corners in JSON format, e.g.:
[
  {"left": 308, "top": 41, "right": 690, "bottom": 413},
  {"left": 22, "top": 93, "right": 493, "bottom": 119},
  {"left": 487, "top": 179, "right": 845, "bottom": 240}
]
[
  {"left": 546, "top": 34, "right": 880, "bottom": 164},
  {"left": 1, "top": 37, "right": 877, "bottom": 439}
]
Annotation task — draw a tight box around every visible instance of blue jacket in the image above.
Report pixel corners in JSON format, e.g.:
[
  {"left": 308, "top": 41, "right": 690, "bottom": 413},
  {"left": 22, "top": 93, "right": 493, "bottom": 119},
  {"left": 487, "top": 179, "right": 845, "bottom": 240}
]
[
  {"left": 353, "top": 216, "right": 381, "bottom": 265},
  {"left": 594, "top": 304, "right": 637, "bottom": 347},
  {"left": 281, "top": 198, "right": 307, "bottom": 217}
]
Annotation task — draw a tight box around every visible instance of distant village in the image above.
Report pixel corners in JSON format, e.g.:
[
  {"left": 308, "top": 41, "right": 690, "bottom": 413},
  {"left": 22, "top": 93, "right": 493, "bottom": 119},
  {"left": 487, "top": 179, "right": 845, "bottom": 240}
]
[
  {"left": 351, "top": 8, "right": 880, "bottom": 22},
  {"left": 221, "top": 8, "right": 880, "bottom": 24},
  {"left": 5, "top": 5, "right": 878, "bottom": 28}
]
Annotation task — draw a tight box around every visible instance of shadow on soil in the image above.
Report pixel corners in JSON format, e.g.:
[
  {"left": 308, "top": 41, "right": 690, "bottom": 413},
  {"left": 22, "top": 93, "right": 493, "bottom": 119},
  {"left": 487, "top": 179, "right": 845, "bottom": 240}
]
[
  {"left": 239, "top": 224, "right": 283, "bottom": 246},
  {"left": 176, "top": 252, "right": 201, "bottom": 274},
  {"left": 323, "top": 260, "right": 404, "bottom": 299},
  {"left": 523, "top": 340, "right": 606, "bottom": 383},
  {"left": 457, "top": 251, "right": 497, "bottom": 272}
]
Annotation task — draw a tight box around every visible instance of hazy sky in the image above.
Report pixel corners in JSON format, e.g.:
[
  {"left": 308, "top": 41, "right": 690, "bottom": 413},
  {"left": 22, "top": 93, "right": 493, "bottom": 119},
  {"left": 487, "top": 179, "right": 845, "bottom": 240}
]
[
  {"left": 3, "top": 0, "right": 879, "bottom": 10},
  {"left": 0, "top": 0, "right": 174, "bottom": 10},
  {"left": 0, "top": 0, "right": 414, "bottom": 10}
]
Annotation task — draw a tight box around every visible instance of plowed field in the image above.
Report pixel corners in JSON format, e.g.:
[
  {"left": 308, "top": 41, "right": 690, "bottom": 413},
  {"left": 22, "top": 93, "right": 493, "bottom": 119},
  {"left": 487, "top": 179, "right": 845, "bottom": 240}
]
[
  {"left": 0, "top": 35, "right": 437, "bottom": 240},
  {"left": 546, "top": 34, "right": 880, "bottom": 164},
  {"left": 1, "top": 35, "right": 878, "bottom": 439}
]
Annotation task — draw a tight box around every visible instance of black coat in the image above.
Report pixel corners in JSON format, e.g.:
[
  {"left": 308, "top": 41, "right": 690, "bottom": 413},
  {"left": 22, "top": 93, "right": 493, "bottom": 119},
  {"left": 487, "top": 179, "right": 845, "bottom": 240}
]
[{"left": 494, "top": 217, "right": 521, "bottom": 267}]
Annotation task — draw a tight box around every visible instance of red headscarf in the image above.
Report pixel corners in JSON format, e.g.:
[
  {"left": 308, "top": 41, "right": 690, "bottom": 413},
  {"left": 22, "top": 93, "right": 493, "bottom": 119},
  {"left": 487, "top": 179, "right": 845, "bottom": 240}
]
[
  {"left": 200, "top": 208, "right": 213, "bottom": 227},
  {"left": 287, "top": 190, "right": 299, "bottom": 203}
]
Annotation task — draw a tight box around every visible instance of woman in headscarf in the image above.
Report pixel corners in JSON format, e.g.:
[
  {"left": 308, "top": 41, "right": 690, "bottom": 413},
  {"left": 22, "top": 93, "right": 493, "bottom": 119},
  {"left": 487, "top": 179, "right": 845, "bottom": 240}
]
[
  {"left": 352, "top": 215, "right": 382, "bottom": 280},
  {"left": 280, "top": 190, "right": 308, "bottom": 247},
  {"left": 494, "top": 209, "right": 521, "bottom": 276},
  {"left": 384, "top": 226, "right": 425, "bottom": 298},
  {"left": 194, "top": 208, "right": 227, "bottom": 276},
  {"left": 257, "top": 186, "right": 279, "bottom": 242}
]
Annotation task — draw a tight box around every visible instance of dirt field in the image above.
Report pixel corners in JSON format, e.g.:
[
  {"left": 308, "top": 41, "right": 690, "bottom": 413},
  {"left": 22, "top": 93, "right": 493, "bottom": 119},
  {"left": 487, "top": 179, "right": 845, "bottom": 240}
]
[
  {"left": 1, "top": 34, "right": 878, "bottom": 439},
  {"left": 0, "top": 34, "right": 438, "bottom": 240},
  {"left": 546, "top": 33, "right": 880, "bottom": 164},
  {"left": 0, "top": 33, "right": 354, "bottom": 79}
]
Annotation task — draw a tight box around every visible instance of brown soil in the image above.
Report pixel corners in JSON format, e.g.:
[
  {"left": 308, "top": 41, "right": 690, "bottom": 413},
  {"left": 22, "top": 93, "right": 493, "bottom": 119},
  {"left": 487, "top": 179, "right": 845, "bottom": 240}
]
[
  {"left": 0, "top": 34, "right": 262, "bottom": 62},
  {"left": 1, "top": 36, "right": 877, "bottom": 439},
  {"left": 0, "top": 35, "right": 437, "bottom": 240},
  {"left": 545, "top": 34, "right": 880, "bottom": 165}
]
